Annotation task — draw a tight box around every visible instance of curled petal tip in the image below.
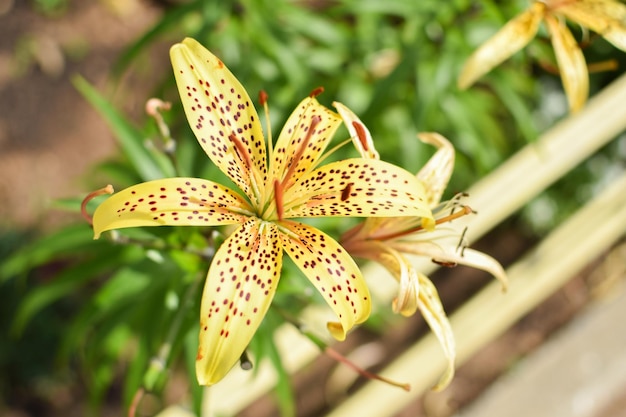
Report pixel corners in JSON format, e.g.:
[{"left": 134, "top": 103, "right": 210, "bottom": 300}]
[{"left": 327, "top": 321, "right": 347, "bottom": 341}]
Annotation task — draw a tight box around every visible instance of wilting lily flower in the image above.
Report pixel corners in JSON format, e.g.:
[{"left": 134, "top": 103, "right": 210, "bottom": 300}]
[
  {"left": 92, "top": 38, "right": 433, "bottom": 385},
  {"left": 458, "top": 0, "right": 626, "bottom": 113},
  {"left": 336, "top": 104, "right": 507, "bottom": 390}
]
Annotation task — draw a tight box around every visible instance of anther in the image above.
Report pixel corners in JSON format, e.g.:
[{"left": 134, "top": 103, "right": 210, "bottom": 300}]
[
  {"left": 280, "top": 115, "right": 322, "bottom": 188},
  {"left": 258, "top": 90, "right": 269, "bottom": 106},
  {"left": 432, "top": 259, "right": 457, "bottom": 268},
  {"left": 456, "top": 227, "right": 469, "bottom": 254},
  {"left": 309, "top": 86, "right": 324, "bottom": 97},
  {"left": 81, "top": 184, "right": 114, "bottom": 225},
  {"left": 352, "top": 121, "right": 371, "bottom": 152},
  {"left": 341, "top": 183, "right": 353, "bottom": 202}
]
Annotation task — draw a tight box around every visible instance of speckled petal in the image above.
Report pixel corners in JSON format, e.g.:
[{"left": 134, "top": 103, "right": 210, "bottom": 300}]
[
  {"left": 92, "top": 178, "right": 251, "bottom": 238},
  {"left": 416, "top": 274, "right": 455, "bottom": 391},
  {"left": 416, "top": 133, "right": 455, "bottom": 207},
  {"left": 333, "top": 101, "right": 380, "bottom": 159},
  {"left": 390, "top": 241, "right": 508, "bottom": 291},
  {"left": 271, "top": 97, "right": 342, "bottom": 187},
  {"left": 341, "top": 238, "right": 419, "bottom": 316},
  {"left": 458, "top": 2, "right": 545, "bottom": 89},
  {"left": 279, "top": 220, "right": 371, "bottom": 340},
  {"left": 545, "top": 14, "right": 589, "bottom": 113},
  {"left": 379, "top": 247, "right": 420, "bottom": 317},
  {"left": 283, "top": 158, "right": 432, "bottom": 219},
  {"left": 196, "top": 218, "right": 282, "bottom": 385},
  {"left": 170, "top": 38, "right": 267, "bottom": 205}
]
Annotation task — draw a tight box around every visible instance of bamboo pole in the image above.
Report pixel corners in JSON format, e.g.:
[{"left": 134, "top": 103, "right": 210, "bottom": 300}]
[
  {"left": 206, "top": 73, "right": 626, "bottom": 416},
  {"left": 368, "top": 71, "right": 626, "bottom": 303},
  {"left": 327, "top": 171, "right": 626, "bottom": 417}
]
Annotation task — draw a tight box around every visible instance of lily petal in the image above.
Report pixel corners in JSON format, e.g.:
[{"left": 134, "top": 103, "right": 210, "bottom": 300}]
[
  {"left": 458, "top": 2, "right": 545, "bottom": 89},
  {"left": 375, "top": 244, "right": 420, "bottom": 317},
  {"left": 416, "top": 133, "right": 455, "bottom": 207},
  {"left": 450, "top": 248, "right": 509, "bottom": 291},
  {"left": 283, "top": 158, "right": 433, "bottom": 220},
  {"left": 391, "top": 241, "right": 508, "bottom": 291},
  {"left": 552, "top": 0, "right": 626, "bottom": 51},
  {"left": 339, "top": 238, "right": 420, "bottom": 316},
  {"left": 271, "top": 97, "right": 342, "bottom": 188},
  {"left": 416, "top": 274, "right": 456, "bottom": 391},
  {"left": 92, "top": 178, "right": 251, "bottom": 238},
  {"left": 333, "top": 101, "right": 380, "bottom": 159},
  {"left": 545, "top": 14, "right": 589, "bottom": 113},
  {"left": 170, "top": 38, "right": 268, "bottom": 205},
  {"left": 196, "top": 218, "right": 282, "bottom": 385},
  {"left": 343, "top": 237, "right": 455, "bottom": 388},
  {"left": 280, "top": 220, "right": 371, "bottom": 340}
]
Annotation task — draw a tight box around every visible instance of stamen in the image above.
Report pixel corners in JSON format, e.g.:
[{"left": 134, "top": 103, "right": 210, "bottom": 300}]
[
  {"left": 188, "top": 196, "right": 255, "bottom": 218},
  {"left": 325, "top": 347, "right": 410, "bottom": 391},
  {"left": 230, "top": 132, "right": 253, "bottom": 170},
  {"left": 314, "top": 138, "right": 352, "bottom": 166},
  {"left": 145, "top": 98, "right": 171, "bottom": 117},
  {"left": 438, "top": 205, "right": 474, "bottom": 224},
  {"left": 259, "top": 90, "right": 273, "bottom": 158},
  {"left": 456, "top": 227, "right": 468, "bottom": 254},
  {"left": 274, "top": 179, "right": 284, "bottom": 221},
  {"left": 352, "top": 121, "right": 371, "bottom": 153},
  {"left": 128, "top": 387, "right": 145, "bottom": 417},
  {"left": 587, "top": 59, "right": 619, "bottom": 74},
  {"left": 81, "top": 184, "right": 114, "bottom": 226},
  {"left": 373, "top": 205, "right": 474, "bottom": 241},
  {"left": 309, "top": 86, "right": 324, "bottom": 97},
  {"left": 280, "top": 115, "right": 321, "bottom": 188},
  {"left": 146, "top": 98, "right": 175, "bottom": 153}
]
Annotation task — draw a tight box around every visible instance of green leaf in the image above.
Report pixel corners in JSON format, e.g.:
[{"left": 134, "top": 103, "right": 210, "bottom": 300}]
[
  {"left": 490, "top": 70, "right": 538, "bottom": 143},
  {"left": 112, "top": 1, "right": 203, "bottom": 78},
  {"left": 72, "top": 75, "right": 168, "bottom": 181},
  {"left": 93, "top": 266, "right": 152, "bottom": 309},
  {"left": 184, "top": 323, "right": 204, "bottom": 415},
  {"left": 0, "top": 224, "right": 95, "bottom": 282},
  {"left": 264, "top": 311, "right": 296, "bottom": 417},
  {"left": 11, "top": 244, "right": 143, "bottom": 334}
]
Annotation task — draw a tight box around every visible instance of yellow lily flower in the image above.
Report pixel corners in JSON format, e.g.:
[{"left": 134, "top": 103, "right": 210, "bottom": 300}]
[
  {"left": 458, "top": 0, "right": 626, "bottom": 113},
  {"left": 92, "top": 38, "right": 433, "bottom": 385},
  {"left": 336, "top": 104, "right": 507, "bottom": 390}
]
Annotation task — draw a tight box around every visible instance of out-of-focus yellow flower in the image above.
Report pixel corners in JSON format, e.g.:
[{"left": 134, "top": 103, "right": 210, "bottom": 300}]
[
  {"left": 458, "top": 0, "right": 626, "bottom": 113},
  {"left": 336, "top": 104, "right": 508, "bottom": 390}
]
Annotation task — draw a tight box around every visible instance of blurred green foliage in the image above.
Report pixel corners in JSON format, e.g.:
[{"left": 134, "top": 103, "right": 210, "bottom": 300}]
[{"left": 2, "top": 0, "right": 624, "bottom": 415}]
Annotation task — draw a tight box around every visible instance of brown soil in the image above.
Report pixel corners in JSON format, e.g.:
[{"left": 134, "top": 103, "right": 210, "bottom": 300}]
[{"left": 0, "top": 0, "right": 164, "bottom": 229}]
